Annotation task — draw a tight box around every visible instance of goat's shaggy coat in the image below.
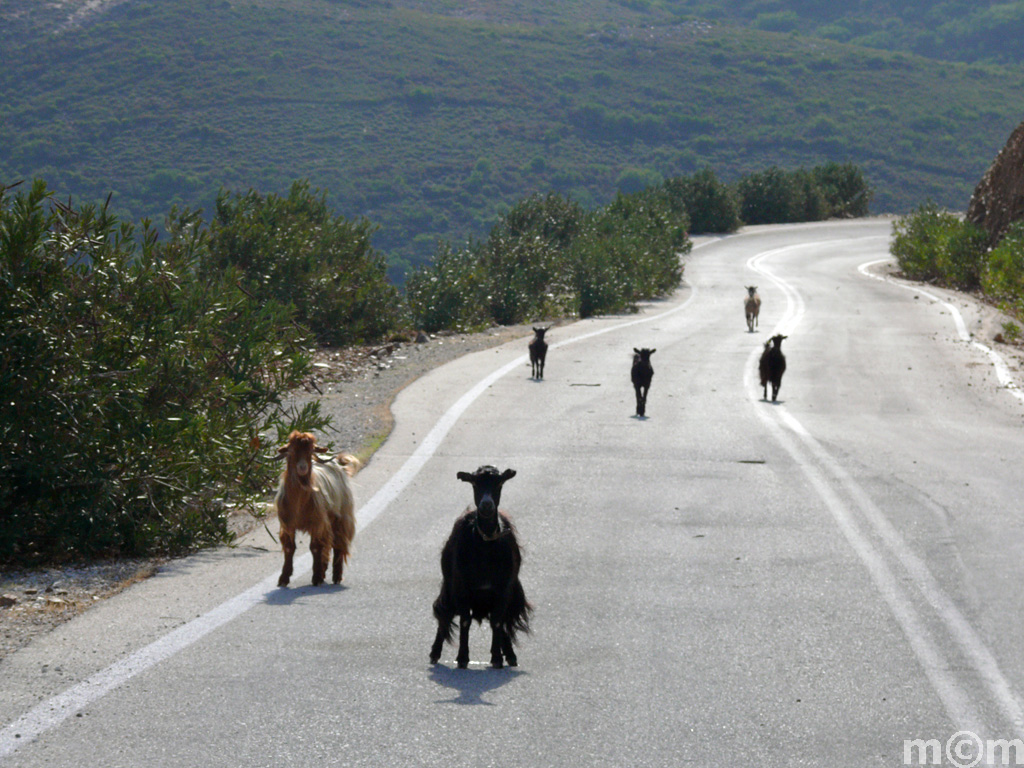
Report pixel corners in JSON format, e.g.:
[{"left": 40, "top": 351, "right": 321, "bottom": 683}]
[
  {"left": 274, "top": 431, "right": 359, "bottom": 587},
  {"left": 758, "top": 334, "right": 787, "bottom": 402},
  {"left": 430, "top": 466, "right": 532, "bottom": 669},
  {"left": 529, "top": 327, "right": 549, "bottom": 380},
  {"left": 631, "top": 347, "right": 655, "bottom": 417},
  {"left": 744, "top": 286, "right": 761, "bottom": 332}
]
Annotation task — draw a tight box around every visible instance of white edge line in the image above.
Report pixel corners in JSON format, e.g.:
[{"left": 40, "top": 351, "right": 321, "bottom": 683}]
[
  {"left": 0, "top": 261, "right": 700, "bottom": 761},
  {"left": 858, "top": 259, "right": 1024, "bottom": 403}
]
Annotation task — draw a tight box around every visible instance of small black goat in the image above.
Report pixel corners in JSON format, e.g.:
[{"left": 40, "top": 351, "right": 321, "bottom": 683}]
[
  {"left": 430, "top": 466, "right": 532, "bottom": 669},
  {"left": 529, "top": 327, "right": 549, "bottom": 379},
  {"left": 631, "top": 348, "right": 655, "bottom": 417},
  {"left": 758, "top": 334, "right": 787, "bottom": 402}
]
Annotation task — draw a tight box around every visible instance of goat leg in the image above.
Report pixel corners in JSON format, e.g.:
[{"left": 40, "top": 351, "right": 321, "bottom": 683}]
[
  {"left": 310, "top": 540, "right": 327, "bottom": 586},
  {"left": 429, "top": 622, "right": 447, "bottom": 665},
  {"left": 278, "top": 530, "right": 296, "bottom": 587},
  {"left": 489, "top": 620, "right": 505, "bottom": 669},
  {"left": 332, "top": 546, "right": 344, "bottom": 584},
  {"left": 456, "top": 616, "right": 472, "bottom": 669},
  {"left": 501, "top": 628, "right": 518, "bottom": 667}
]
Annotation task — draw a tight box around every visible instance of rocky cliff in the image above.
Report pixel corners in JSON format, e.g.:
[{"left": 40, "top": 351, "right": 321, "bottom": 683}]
[{"left": 967, "top": 120, "right": 1024, "bottom": 247}]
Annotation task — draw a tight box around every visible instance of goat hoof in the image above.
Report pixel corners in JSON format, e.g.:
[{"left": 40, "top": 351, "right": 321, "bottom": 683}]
[
  {"left": 491, "top": 659, "right": 504, "bottom": 669},
  {"left": 277, "top": 577, "right": 290, "bottom": 588},
  {"left": 457, "top": 659, "right": 469, "bottom": 669}
]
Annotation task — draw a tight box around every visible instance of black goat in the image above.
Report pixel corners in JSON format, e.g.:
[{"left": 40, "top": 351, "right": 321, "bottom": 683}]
[
  {"left": 529, "top": 327, "right": 549, "bottom": 379},
  {"left": 758, "top": 334, "right": 787, "bottom": 402},
  {"left": 631, "top": 348, "right": 655, "bottom": 417},
  {"left": 430, "top": 466, "right": 532, "bottom": 669}
]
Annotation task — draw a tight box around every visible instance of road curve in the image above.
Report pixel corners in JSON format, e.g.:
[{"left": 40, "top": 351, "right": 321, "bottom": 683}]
[{"left": 2, "top": 219, "right": 1023, "bottom": 767}]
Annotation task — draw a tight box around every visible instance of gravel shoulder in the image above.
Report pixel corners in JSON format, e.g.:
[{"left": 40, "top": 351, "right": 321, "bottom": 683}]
[{"left": 0, "top": 323, "right": 537, "bottom": 661}]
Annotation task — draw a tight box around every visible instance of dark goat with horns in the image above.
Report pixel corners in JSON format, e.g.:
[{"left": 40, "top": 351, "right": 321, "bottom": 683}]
[{"left": 430, "top": 466, "right": 532, "bottom": 669}]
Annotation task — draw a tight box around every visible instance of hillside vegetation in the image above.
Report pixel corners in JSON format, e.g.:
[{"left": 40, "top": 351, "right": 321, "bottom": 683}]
[{"left": 2, "top": 0, "right": 1023, "bottom": 275}]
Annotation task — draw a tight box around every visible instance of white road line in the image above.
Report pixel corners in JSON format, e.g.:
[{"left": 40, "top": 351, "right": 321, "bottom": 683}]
[
  {"left": 0, "top": 258, "right": 699, "bottom": 762},
  {"left": 858, "top": 258, "right": 1024, "bottom": 403},
  {"left": 747, "top": 240, "right": 1024, "bottom": 741}
]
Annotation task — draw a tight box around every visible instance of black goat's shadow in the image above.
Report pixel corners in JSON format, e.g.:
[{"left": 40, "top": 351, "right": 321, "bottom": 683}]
[
  {"left": 761, "top": 398, "right": 786, "bottom": 406},
  {"left": 631, "top": 414, "right": 649, "bottom": 421},
  {"left": 263, "top": 582, "right": 348, "bottom": 606},
  {"left": 428, "top": 663, "right": 526, "bottom": 705}
]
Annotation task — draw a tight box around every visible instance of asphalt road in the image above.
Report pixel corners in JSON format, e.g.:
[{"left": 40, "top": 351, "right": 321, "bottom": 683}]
[{"left": 3, "top": 219, "right": 1024, "bottom": 767}]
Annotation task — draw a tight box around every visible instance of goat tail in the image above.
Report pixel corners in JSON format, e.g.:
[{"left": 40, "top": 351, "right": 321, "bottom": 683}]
[
  {"left": 337, "top": 454, "right": 361, "bottom": 477},
  {"left": 432, "top": 597, "right": 456, "bottom": 644},
  {"left": 505, "top": 581, "right": 533, "bottom": 644}
]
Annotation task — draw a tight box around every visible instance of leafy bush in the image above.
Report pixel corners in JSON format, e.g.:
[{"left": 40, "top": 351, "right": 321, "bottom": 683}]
[
  {"left": 204, "top": 181, "right": 405, "bottom": 346},
  {"left": 736, "top": 163, "right": 873, "bottom": 225},
  {"left": 405, "top": 241, "right": 488, "bottom": 332},
  {"left": 982, "top": 221, "right": 1024, "bottom": 314},
  {"left": 407, "top": 188, "right": 689, "bottom": 327},
  {"left": 482, "top": 193, "right": 585, "bottom": 324},
  {"left": 662, "top": 168, "right": 741, "bottom": 234},
  {"left": 891, "top": 201, "right": 986, "bottom": 288},
  {"left": 0, "top": 180, "right": 324, "bottom": 565},
  {"left": 572, "top": 188, "right": 688, "bottom": 317},
  {"left": 736, "top": 166, "right": 802, "bottom": 225},
  {"left": 811, "top": 161, "right": 873, "bottom": 217}
]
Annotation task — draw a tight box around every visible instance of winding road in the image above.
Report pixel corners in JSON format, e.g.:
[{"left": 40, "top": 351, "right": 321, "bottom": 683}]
[{"left": 3, "top": 219, "right": 1023, "bottom": 767}]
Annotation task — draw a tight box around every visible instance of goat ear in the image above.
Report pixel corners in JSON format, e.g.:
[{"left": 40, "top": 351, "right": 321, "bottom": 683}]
[
  {"left": 499, "top": 468, "right": 517, "bottom": 483},
  {"left": 650, "top": 349, "right": 656, "bottom": 354},
  {"left": 633, "top": 348, "right": 641, "bottom": 354},
  {"left": 276, "top": 444, "right": 289, "bottom": 456},
  {"left": 457, "top": 471, "right": 474, "bottom": 483}
]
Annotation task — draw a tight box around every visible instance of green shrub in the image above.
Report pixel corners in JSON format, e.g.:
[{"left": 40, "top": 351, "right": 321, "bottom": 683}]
[
  {"left": 736, "top": 163, "right": 873, "bottom": 226},
  {"left": 406, "top": 188, "right": 688, "bottom": 327},
  {"left": 572, "top": 188, "right": 688, "bottom": 317},
  {"left": 405, "top": 241, "right": 489, "bottom": 332},
  {"left": 982, "top": 221, "right": 1024, "bottom": 313},
  {"left": 812, "top": 161, "right": 873, "bottom": 217},
  {"left": 891, "top": 201, "right": 986, "bottom": 288},
  {"left": 204, "top": 181, "right": 404, "bottom": 345},
  {"left": 662, "top": 168, "right": 740, "bottom": 234},
  {"left": 0, "top": 180, "right": 324, "bottom": 565},
  {"left": 481, "top": 193, "right": 585, "bottom": 324},
  {"left": 736, "top": 166, "right": 801, "bottom": 224}
]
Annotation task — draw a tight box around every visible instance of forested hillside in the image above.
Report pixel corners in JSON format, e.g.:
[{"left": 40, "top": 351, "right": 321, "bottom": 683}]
[{"left": 2, "top": 0, "right": 1024, "bottom": 276}]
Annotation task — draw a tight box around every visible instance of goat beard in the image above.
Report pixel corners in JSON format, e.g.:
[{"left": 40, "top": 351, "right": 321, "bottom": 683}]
[
  {"left": 475, "top": 508, "right": 502, "bottom": 539},
  {"left": 290, "top": 466, "right": 319, "bottom": 494}
]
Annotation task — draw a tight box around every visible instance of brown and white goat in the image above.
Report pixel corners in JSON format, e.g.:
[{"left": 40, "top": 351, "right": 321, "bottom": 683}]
[
  {"left": 274, "top": 431, "right": 359, "bottom": 587},
  {"left": 744, "top": 286, "right": 761, "bottom": 333}
]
